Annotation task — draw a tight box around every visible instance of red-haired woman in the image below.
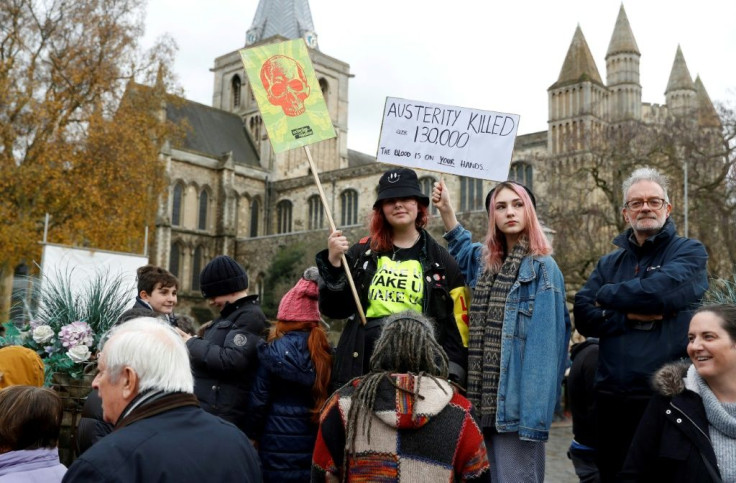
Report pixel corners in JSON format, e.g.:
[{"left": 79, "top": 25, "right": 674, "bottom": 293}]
[
  {"left": 433, "top": 179, "right": 570, "bottom": 483},
  {"left": 246, "top": 267, "right": 332, "bottom": 483},
  {"left": 317, "top": 167, "right": 469, "bottom": 390}
]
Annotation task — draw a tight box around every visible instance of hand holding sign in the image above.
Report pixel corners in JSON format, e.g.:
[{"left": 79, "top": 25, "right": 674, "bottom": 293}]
[
  {"left": 240, "top": 39, "right": 365, "bottom": 324},
  {"left": 432, "top": 178, "right": 461, "bottom": 234}
]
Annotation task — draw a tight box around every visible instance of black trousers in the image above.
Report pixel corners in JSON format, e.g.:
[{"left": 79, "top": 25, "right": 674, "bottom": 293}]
[{"left": 594, "top": 390, "right": 651, "bottom": 483}]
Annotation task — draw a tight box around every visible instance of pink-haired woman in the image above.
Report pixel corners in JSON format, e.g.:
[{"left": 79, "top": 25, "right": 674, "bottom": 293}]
[{"left": 433, "top": 180, "right": 570, "bottom": 483}]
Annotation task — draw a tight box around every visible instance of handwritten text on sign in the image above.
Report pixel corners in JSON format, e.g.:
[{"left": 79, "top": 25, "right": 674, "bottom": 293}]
[{"left": 377, "top": 97, "right": 519, "bottom": 181}]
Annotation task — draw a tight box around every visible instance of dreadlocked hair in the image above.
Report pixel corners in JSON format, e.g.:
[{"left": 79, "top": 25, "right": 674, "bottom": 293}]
[
  {"left": 340, "top": 312, "right": 449, "bottom": 480},
  {"left": 268, "top": 320, "right": 332, "bottom": 422}
]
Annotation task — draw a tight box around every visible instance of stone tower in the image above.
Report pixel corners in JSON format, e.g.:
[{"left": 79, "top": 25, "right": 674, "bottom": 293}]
[
  {"left": 210, "top": 0, "right": 351, "bottom": 180},
  {"left": 665, "top": 45, "right": 697, "bottom": 118},
  {"left": 605, "top": 5, "right": 641, "bottom": 123},
  {"left": 547, "top": 25, "right": 607, "bottom": 154}
]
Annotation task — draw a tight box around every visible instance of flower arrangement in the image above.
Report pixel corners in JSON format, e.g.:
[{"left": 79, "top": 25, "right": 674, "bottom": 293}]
[{"left": 1, "top": 267, "right": 132, "bottom": 383}]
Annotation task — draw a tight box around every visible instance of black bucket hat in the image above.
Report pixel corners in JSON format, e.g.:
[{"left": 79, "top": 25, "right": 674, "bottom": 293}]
[
  {"left": 373, "top": 168, "right": 430, "bottom": 208},
  {"left": 485, "top": 182, "right": 537, "bottom": 214}
]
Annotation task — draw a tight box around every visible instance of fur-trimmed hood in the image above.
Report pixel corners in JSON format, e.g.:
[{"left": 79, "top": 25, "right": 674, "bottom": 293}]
[{"left": 652, "top": 361, "right": 691, "bottom": 397}]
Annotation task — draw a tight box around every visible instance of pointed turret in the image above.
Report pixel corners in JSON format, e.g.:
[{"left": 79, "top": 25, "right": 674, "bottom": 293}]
[
  {"left": 245, "top": 0, "right": 319, "bottom": 50},
  {"left": 605, "top": 4, "right": 641, "bottom": 122},
  {"left": 548, "top": 26, "right": 608, "bottom": 154},
  {"left": 665, "top": 46, "right": 696, "bottom": 117},
  {"left": 606, "top": 5, "right": 640, "bottom": 57},
  {"left": 551, "top": 26, "right": 603, "bottom": 89},
  {"left": 666, "top": 46, "right": 695, "bottom": 93},
  {"left": 694, "top": 76, "right": 721, "bottom": 128}
]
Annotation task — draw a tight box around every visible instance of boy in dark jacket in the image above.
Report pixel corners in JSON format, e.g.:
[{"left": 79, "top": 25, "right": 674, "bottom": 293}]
[
  {"left": 121, "top": 264, "right": 195, "bottom": 334},
  {"left": 176, "top": 255, "right": 267, "bottom": 432}
]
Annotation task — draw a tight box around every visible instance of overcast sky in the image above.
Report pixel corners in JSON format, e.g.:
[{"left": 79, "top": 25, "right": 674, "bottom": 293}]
[{"left": 143, "top": 0, "right": 735, "bottom": 155}]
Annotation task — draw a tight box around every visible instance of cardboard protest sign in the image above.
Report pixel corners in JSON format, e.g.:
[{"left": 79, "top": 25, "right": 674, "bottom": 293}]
[
  {"left": 377, "top": 97, "right": 519, "bottom": 181},
  {"left": 239, "top": 39, "right": 335, "bottom": 153}
]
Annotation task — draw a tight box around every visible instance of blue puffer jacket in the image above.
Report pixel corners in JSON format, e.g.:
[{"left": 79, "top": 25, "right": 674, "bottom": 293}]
[
  {"left": 247, "top": 331, "right": 318, "bottom": 483},
  {"left": 574, "top": 219, "right": 708, "bottom": 394}
]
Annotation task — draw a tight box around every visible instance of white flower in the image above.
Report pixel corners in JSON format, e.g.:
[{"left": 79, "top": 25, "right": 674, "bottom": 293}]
[
  {"left": 32, "top": 325, "right": 55, "bottom": 344},
  {"left": 67, "top": 345, "right": 91, "bottom": 363}
]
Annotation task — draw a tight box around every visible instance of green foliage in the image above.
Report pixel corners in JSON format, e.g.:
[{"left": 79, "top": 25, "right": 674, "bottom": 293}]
[
  {"left": 261, "top": 245, "right": 306, "bottom": 318},
  {"left": 703, "top": 275, "right": 736, "bottom": 305},
  {"left": 5, "top": 267, "right": 131, "bottom": 384}
]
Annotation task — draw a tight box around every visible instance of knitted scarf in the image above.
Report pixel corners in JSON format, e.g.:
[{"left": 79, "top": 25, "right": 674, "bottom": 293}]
[
  {"left": 467, "top": 237, "right": 528, "bottom": 428},
  {"left": 687, "top": 365, "right": 736, "bottom": 482}
]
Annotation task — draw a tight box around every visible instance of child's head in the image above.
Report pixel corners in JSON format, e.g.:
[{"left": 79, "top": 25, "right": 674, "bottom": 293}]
[
  {"left": 276, "top": 267, "right": 320, "bottom": 325},
  {"left": 199, "top": 256, "right": 249, "bottom": 311},
  {"left": 136, "top": 265, "right": 178, "bottom": 315}
]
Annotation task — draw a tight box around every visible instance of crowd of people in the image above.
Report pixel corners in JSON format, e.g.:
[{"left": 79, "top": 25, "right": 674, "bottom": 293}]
[{"left": 0, "top": 165, "right": 733, "bottom": 482}]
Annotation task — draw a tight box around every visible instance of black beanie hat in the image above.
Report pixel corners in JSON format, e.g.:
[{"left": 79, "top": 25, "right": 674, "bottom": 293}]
[
  {"left": 373, "top": 168, "right": 430, "bottom": 208},
  {"left": 199, "top": 255, "right": 248, "bottom": 298}
]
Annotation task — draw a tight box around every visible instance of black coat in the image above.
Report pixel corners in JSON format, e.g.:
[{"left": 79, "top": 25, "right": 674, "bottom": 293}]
[
  {"left": 619, "top": 362, "right": 722, "bottom": 483},
  {"left": 74, "top": 388, "right": 113, "bottom": 455},
  {"left": 316, "top": 229, "right": 468, "bottom": 389},
  {"left": 187, "top": 295, "right": 267, "bottom": 431},
  {"left": 568, "top": 338, "right": 598, "bottom": 448},
  {"left": 63, "top": 404, "right": 262, "bottom": 482}
]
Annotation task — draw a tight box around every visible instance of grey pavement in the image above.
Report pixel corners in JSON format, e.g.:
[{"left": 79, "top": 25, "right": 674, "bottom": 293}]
[{"left": 545, "top": 420, "right": 577, "bottom": 482}]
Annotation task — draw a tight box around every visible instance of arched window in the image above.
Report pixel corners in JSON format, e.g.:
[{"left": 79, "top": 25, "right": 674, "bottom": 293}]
[
  {"left": 169, "top": 243, "right": 181, "bottom": 277},
  {"left": 319, "top": 78, "right": 328, "bottom": 97},
  {"left": 308, "top": 195, "right": 324, "bottom": 230},
  {"left": 340, "top": 189, "right": 359, "bottom": 226},
  {"left": 198, "top": 189, "right": 208, "bottom": 230},
  {"left": 509, "top": 162, "right": 533, "bottom": 191},
  {"left": 249, "top": 116, "right": 262, "bottom": 142},
  {"left": 172, "top": 183, "right": 183, "bottom": 226},
  {"left": 232, "top": 75, "right": 242, "bottom": 108},
  {"left": 419, "top": 176, "right": 437, "bottom": 215},
  {"left": 460, "top": 176, "right": 484, "bottom": 212},
  {"left": 255, "top": 273, "right": 265, "bottom": 301},
  {"left": 250, "top": 199, "right": 260, "bottom": 237},
  {"left": 277, "top": 200, "right": 292, "bottom": 234},
  {"left": 191, "top": 246, "right": 203, "bottom": 292}
]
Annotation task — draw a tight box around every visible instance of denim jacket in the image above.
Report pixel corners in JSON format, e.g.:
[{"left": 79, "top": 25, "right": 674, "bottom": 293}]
[{"left": 444, "top": 223, "right": 570, "bottom": 441}]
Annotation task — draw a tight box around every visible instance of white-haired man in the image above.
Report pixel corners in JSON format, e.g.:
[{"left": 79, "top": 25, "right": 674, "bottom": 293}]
[
  {"left": 62, "top": 317, "right": 262, "bottom": 482},
  {"left": 574, "top": 167, "right": 708, "bottom": 482}
]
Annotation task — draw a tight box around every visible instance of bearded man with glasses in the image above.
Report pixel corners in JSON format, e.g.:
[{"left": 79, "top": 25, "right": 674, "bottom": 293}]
[{"left": 573, "top": 167, "right": 709, "bottom": 482}]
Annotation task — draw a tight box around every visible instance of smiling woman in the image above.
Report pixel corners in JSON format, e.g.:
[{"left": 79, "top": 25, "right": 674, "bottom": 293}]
[{"left": 621, "top": 304, "right": 736, "bottom": 483}]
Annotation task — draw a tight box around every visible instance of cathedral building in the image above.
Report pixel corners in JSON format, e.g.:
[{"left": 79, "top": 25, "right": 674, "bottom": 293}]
[{"left": 154, "top": 1, "right": 720, "bottom": 319}]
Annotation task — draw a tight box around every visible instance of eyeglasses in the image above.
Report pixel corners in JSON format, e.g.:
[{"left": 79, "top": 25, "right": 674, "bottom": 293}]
[{"left": 624, "top": 198, "right": 667, "bottom": 211}]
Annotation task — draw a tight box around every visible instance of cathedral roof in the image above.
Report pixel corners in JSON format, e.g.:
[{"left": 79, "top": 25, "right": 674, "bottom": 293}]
[
  {"left": 665, "top": 45, "right": 695, "bottom": 94},
  {"left": 165, "top": 100, "right": 260, "bottom": 167},
  {"left": 550, "top": 25, "right": 603, "bottom": 89},
  {"left": 694, "top": 76, "right": 721, "bottom": 128},
  {"left": 246, "top": 0, "right": 318, "bottom": 49},
  {"left": 606, "top": 4, "right": 640, "bottom": 57},
  {"left": 347, "top": 149, "right": 376, "bottom": 168}
]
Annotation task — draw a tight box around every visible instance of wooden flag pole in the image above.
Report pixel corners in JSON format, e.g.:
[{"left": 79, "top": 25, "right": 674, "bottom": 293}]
[{"left": 303, "top": 145, "right": 367, "bottom": 325}]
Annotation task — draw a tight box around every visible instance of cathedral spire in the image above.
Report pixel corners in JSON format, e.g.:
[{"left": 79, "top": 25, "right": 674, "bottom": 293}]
[
  {"left": 551, "top": 25, "right": 603, "bottom": 89},
  {"left": 665, "top": 45, "right": 696, "bottom": 117},
  {"left": 665, "top": 45, "right": 695, "bottom": 94},
  {"left": 245, "top": 0, "right": 319, "bottom": 50},
  {"left": 694, "top": 75, "right": 721, "bottom": 128},
  {"left": 606, "top": 4, "right": 640, "bottom": 57},
  {"left": 605, "top": 4, "right": 641, "bottom": 121}
]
